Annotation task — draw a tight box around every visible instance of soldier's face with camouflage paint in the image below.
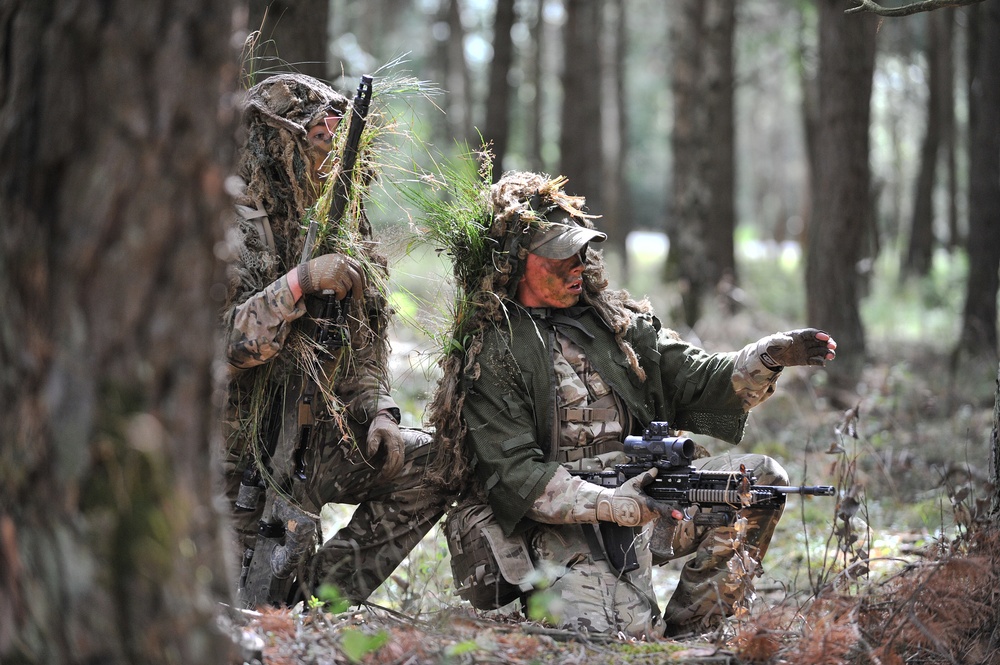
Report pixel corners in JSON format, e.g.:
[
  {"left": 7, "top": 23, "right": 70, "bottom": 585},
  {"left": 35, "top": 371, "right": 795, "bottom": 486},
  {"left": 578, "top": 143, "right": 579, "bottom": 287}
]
[
  {"left": 517, "top": 251, "right": 586, "bottom": 309},
  {"left": 306, "top": 114, "right": 342, "bottom": 180}
]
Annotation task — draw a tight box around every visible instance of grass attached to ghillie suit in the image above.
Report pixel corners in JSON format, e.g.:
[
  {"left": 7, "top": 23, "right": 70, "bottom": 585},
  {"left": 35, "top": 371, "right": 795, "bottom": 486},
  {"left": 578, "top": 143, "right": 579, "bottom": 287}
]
[
  {"left": 225, "top": 68, "right": 426, "bottom": 497},
  {"left": 404, "top": 156, "right": 659, "bottom": 494}
]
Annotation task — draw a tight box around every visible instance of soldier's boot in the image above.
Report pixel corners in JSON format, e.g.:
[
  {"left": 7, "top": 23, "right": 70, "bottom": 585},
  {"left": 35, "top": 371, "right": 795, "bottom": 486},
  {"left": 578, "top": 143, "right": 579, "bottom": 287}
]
[{"left": 270, "top": 497, "right": 319, "bottom": 580}]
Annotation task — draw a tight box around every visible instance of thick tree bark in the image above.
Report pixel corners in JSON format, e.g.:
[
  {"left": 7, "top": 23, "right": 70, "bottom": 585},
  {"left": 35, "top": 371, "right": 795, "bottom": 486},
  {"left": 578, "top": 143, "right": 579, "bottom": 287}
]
[
  {"left": 0, "top": 1, "right": 237, "bottom": 662},
  {"left": 992, "top": 364, "right": 1000, "bottom": 518},
  {"left": 483, "top": 0, "right": 516, "bottom": 178},
  {"left": 667, "top": 0, "right": 736, "bottom": 328},
  {"left": 806, "top": 1, "right": 877, "bottom": 390},
  {"left": 248, "top": 0, "right": 329, "bottom": 80},
  {"left": 958, "top": 0, "right": 1000, "bottom": 358},
  {"left": 559, "top": 0, "right": 605, "bottom": 215}
]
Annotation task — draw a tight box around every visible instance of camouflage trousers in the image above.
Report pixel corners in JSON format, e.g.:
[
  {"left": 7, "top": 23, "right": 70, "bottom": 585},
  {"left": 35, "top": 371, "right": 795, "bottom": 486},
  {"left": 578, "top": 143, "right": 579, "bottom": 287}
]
[
  {"left": 529, "top": 522, "right": 660, "bottom": 638},
  {"left": 223, "top": 427, "right": 448, "bottom": 604},
  {"left": 652, "top": 453, "right": 788, "bottom": 635}
]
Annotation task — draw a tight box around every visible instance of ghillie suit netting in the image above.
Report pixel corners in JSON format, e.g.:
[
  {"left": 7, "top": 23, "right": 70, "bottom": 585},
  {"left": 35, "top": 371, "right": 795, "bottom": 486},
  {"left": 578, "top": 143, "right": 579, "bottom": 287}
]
[
  {"left": 225, "top": 70, "right": 413, "bottom": 492},
  {"left": 409, "top": 159, "right": 658, "bottom": 492}
]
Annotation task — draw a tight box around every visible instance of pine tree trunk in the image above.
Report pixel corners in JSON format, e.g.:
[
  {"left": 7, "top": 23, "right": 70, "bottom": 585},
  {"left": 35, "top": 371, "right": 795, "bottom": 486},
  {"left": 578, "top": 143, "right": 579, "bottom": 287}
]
[
  {"left": 806, "top": 1, "right": 877, "bottom": 390},
  {"left": 559, "top": 0, "right": 604, "bottom": 215},
  {"left": 600, "top": 0, "right": 631, "bottom": 269},
  {"left": 991, "top": 364, "right": 1000, "bottom": 519},
  {"left": 0, "top": 1, "right": 237, "bottom": 662},
  {"left": 959, "top": 0, "right": 1000, "bottom": 358},
  {"left": 483, "top": 0, "right": 516, "bottom": 177},
  {"left": 527, "top": 0, "right": 546, "bottom": 172},
  {"left": 702, "top": 1, "right": 736, "bottom": 297},
  {"left": 904, "top": 10, "right": 951, "bottom": 278},
  {"left": 446, "top": 0, "right": 474, "bottom": 146},
  {"left": 667, "top": 0, "right": 736, "bottom": 328}
]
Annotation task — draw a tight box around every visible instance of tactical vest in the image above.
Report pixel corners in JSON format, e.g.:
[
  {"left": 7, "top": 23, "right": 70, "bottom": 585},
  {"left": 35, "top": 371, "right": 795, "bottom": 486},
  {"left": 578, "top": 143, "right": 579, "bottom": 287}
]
[{"left": 551, "top": 330, "right": 630, "bottom": 464}]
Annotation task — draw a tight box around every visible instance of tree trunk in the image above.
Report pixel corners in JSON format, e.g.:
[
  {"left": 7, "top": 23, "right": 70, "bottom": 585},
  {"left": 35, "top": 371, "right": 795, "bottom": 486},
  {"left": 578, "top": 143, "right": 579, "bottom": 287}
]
[
  {"left": 958, "top": 0, "right": 1000, "bottom": 359},
  {"left": 483, "top": 0, "right": 516, "bottom": 178},
  {"left": 904, "top": 10, "right": 953, "bottom": 278},
  {"left": 667, "top": 0, "right": 736, "bottom": 328},
  {"left": 559, "top": 0, "right": 605, "bottom": 215},
  {"left": 249, "top": 0, "right": 329, "bottom": 80},
  {"left": 806, "top": 1, "right": 877, "bottom": 390},
  {"left": 600, "top": 0, "right": 631, "bottom": 270},
  {"left": 446, "top": 0, "right": 474, "bottom": 147},
  {"left": 703, "top": 2, "right": 737, "bottom": 298},
  {"left": 0, "top": 1, "right": 236, "bottom": 662},
  {"left": 992, "top": 364, "right": 1000, "bottom": 518},
  {"left": 942, "top": 12, "right": 959, "bottom": 251},
  {"left": 527, "top": 0, "right": 545, "bottom": 172}
]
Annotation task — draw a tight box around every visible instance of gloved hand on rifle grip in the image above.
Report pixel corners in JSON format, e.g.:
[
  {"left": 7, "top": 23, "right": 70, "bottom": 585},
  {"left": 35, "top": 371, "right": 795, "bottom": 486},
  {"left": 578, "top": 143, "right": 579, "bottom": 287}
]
[
  {"left": 595, "top": 468, "right": 673, "bottom": 527},
  {"left": 754, "top": 328, "right": 837, "bottom": 370},
  {"left": 366, "top": 409, "right": 405, "bottom": 480},
  {"left": 297, "top": 252, "right": 364, "bottom": 300}
]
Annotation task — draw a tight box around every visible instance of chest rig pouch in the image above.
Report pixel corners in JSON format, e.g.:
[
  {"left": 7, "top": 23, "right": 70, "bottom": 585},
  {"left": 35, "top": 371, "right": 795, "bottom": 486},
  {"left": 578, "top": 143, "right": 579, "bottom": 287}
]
[{"left": 446, "top": 500, "right": 534, "bottom": 610}]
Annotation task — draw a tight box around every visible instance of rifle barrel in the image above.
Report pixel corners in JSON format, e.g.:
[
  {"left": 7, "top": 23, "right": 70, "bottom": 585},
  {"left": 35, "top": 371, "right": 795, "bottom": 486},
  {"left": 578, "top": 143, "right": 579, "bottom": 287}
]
[{"left": 759, "top": 485, "right": 836, "bottom": 496}]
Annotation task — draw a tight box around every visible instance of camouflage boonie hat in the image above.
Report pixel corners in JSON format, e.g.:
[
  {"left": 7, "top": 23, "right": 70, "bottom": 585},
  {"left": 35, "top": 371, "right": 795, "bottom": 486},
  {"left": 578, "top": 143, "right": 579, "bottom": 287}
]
[{"left": 527, "top": 221, "right": 606, "bottom": 259}]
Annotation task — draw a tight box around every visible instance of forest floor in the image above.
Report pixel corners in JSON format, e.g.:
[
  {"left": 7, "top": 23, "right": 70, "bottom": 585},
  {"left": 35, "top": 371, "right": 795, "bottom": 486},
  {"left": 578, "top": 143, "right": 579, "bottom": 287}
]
[{"left": 219, "top": 246, "right": 1000, "bottom": 664}]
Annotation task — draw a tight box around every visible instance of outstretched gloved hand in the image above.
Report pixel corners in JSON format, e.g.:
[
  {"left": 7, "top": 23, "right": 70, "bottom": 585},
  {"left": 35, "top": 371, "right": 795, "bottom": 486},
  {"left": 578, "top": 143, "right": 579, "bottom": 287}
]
[
  {"left": 296, "top": 252, "right": 364, "bottom": 300},
  {"left": 366, "top": 409, "right": 405, "bottom": 479},
  {"left": 595, "top": 468, "right": 676, "bottom": 527},
  {"left": 755, "top": 328, "right": 837, "bottom": 370}
]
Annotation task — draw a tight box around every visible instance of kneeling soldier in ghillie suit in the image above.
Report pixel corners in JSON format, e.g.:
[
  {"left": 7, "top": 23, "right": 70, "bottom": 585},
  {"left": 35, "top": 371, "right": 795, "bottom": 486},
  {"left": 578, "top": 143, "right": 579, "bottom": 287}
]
[
  {"left": 424, "top": 169, "right": 836, "bottom": 638},
  {"left": 222, "top": 73, "right": 446, "bottom": 607}
]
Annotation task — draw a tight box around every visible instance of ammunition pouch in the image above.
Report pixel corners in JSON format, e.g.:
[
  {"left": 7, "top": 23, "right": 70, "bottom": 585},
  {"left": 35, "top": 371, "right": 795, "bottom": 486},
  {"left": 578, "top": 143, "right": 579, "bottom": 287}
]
[{"left": 445, "top": 502, "right": 534, "bottom": 610}]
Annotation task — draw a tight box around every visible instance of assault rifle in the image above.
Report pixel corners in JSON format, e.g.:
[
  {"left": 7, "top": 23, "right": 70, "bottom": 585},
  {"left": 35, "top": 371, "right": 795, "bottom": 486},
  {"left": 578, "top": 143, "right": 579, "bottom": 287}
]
[
  {"left": 293, "top": 73, "right": 373, "bottom": 480},
  {"left": 571, "top": 421, "right": 835, "bottom": 573},
  {"left": 240, "top": 75, "right": 375, "bottom": 609}
]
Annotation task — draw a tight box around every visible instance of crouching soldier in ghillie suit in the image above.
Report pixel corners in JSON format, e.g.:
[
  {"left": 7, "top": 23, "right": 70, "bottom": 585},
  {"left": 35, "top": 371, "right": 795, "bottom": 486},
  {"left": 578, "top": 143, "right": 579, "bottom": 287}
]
[
  {"left": 425, "top": 170, "right": 836, "bottom": 638},
  {"left": 222, "top": 73, "right": 447, "bottom": 607}
]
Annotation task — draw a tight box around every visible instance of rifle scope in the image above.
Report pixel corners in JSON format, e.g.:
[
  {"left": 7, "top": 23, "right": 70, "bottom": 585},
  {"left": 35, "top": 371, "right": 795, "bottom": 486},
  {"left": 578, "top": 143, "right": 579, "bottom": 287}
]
[{"left": 622, "top": 422, "right": 695, "bottom": 467}]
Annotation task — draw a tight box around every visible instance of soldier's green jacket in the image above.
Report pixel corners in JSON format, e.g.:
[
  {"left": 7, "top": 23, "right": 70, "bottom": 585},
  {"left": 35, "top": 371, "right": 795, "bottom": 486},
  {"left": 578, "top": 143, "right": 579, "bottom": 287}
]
[{"left": 463, "top": 305, "right": 750, "bottom": 536}]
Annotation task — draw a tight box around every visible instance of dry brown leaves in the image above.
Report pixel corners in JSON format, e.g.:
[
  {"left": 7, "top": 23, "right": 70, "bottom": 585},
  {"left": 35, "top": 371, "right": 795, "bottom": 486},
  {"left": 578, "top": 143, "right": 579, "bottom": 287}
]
[
  {"left": 732, "top": 525, "right": 1000, "bottom": 665},
  {"left": 226, "top": 604, "right": 742, "bottom": 665}
]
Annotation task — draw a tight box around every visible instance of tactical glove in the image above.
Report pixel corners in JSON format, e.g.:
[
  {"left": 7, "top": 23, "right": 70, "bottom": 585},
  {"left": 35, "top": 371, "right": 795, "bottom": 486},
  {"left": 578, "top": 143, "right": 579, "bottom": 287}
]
[
  {"left": 366, "top": 409, "right": 405, "bottom": 480},
  {"left": 595, "top": 468, "right": 671, "bottom": 527},
  {"left": 754, "top": 328, "right": 836, "bottom": 370},
  {"left": 297, "top": 253, "right": 363, "bottom": 300}
]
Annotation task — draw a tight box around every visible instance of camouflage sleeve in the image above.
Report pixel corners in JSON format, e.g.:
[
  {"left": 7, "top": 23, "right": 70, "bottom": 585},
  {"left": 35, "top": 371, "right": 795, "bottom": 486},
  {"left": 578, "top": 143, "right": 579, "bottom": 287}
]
[
  {"left": 526, "top": 466, "right": 602, "bottom": 524},
  {"left": 656, "top": 332, "right": 749, "bottom": 444},
  {"left": 730, "top": 339, "right": 782, "bottom": 411},
  {"left": 227, "top": 274, "right": 306, "bottom": 369},
  {"left": 463, "top": 333, "right": 561, "bottom": 536}
]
